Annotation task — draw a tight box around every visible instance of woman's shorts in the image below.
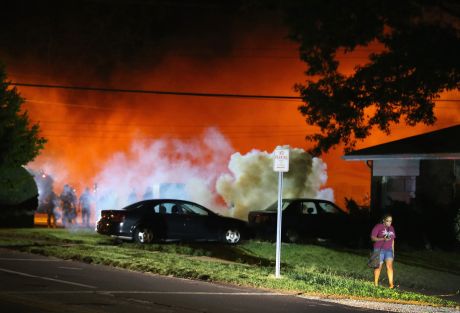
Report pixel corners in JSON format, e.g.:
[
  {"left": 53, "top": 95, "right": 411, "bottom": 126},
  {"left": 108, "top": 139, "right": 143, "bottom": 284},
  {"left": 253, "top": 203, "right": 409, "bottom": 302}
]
[{"left": 374, "top": 249, "right": 394, "bottom": 263}]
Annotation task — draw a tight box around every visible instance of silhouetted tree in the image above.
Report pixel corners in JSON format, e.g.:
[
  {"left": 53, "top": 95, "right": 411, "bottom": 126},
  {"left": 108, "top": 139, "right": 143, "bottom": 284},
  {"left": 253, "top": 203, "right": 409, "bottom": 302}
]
[
  {"left": 0, "top": 64, "right": 46, "bottom": 168},
  {"left": 281, "top": 0, "right": 460, "bottom": 154}
]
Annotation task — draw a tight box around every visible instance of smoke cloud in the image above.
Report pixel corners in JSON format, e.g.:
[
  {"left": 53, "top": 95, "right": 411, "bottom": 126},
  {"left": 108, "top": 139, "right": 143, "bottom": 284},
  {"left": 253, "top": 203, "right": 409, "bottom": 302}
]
[
  {"left": 28, "top": 127, "right": 333, "bottom": 226},
  {"left": 216, "top": 146, "right": 333, "bottom": 220},
  {"left": 91, "top": 127, "right": 234, "bottom": 219}
]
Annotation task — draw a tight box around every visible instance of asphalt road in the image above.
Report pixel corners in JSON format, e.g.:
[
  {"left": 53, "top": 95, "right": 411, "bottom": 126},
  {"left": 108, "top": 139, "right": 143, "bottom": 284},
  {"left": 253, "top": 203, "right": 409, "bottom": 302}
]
[{"left": 0, "top": 248, "right": 381, "bottom": 313}]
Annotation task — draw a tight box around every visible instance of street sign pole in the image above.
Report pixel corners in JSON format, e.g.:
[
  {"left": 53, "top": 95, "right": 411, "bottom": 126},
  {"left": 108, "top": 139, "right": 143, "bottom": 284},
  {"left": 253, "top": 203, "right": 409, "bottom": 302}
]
[
  {"left": 275, "top": 170, "right": 283, "bottom": 278},
  {"left": 273, "top": 147, "right": 289, "bottom": 279}
]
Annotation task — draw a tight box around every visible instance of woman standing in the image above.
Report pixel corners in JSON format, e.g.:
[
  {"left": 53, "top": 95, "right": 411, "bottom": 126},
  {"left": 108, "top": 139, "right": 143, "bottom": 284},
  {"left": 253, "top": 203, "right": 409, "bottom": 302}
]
[{"left": 370, "top": 214, "right": 396, "bottom": 288}]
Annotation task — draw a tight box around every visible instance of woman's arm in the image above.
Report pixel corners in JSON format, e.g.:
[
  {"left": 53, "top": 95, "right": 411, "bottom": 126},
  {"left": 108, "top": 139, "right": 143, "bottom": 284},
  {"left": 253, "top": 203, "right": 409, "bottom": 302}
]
[{"left": 371, "top": 235, "right": 388, "bottom": 242}]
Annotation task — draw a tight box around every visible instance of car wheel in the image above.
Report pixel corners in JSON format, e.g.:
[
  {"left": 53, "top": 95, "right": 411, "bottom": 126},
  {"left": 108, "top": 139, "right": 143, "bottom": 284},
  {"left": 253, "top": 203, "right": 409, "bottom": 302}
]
[
  {"left": 134, "top": 227, "right": 154, "bottom": 244},
  {"left": 285, "top": 228, "right": 299, "bottom": 243},
  {"left": 223, "top": 228, "right": 241, "bottom": 244}
]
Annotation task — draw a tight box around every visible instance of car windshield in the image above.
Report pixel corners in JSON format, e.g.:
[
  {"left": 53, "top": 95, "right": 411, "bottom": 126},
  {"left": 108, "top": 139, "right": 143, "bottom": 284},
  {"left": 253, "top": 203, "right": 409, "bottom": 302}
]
[
  {"left": 264, "top": 200, "right": 292, "bottom": 212},
  {"left": 181, "top": 203, "right": 210, "bottom": 216}
]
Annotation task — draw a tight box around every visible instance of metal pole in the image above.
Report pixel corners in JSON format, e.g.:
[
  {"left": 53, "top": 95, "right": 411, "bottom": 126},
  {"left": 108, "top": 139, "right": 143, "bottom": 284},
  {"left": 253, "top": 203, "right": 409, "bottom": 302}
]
[{"left": 275, "top": 171, "right": 283, "bottom": 278}]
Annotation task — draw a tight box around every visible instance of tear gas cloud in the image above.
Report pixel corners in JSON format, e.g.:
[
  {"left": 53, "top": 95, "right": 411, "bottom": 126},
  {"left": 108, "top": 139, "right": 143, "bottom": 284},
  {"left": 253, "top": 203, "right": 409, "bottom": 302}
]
[
  {"left": 92, "top": 128, "right": 234, "bottom": 217},
  {"left": 27, "top": 168, "right": 55, "bottom": 207},
  {"left": 216, "top": 146, "right": 333, "bottom": 220},
  {"left": 29, "top": 129, "right": 332, "bottom": 223}
]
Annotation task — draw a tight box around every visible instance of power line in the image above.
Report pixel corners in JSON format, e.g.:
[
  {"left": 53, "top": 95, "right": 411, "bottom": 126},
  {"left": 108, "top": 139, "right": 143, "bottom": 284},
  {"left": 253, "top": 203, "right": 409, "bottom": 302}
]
[
  {"left": 12, "top": 83, "right": 301, "bottom": 101},
  {"left": 14, "top": 82, "right": 460, "bottom": 103},
  {"left": 39, "top": 133, "right": 310, "bottom": 140},
  {"left": 31, "top": 120, "right": 310, "bottom": 129},
  {"left": 42, "top": 128, "right": 309, "bottom": 135}
]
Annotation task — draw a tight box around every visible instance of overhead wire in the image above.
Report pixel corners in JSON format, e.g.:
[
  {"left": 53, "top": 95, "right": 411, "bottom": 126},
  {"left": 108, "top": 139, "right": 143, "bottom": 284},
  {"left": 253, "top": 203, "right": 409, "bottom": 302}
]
[
  {"left": 14, "top": 81, "right": 460, "bottom": 142},
  {"left": 13, "top": 82, "right": 301, "bottom": 101},
  {"left": 16, "top": 84, "right": 460, "bottom": 104}
]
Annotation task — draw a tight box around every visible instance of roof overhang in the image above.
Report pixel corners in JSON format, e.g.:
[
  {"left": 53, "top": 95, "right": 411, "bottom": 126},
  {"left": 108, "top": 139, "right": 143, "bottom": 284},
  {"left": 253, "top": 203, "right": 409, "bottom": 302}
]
[{"left": 343, "top": 153, "right": 460, "bottom": 161}]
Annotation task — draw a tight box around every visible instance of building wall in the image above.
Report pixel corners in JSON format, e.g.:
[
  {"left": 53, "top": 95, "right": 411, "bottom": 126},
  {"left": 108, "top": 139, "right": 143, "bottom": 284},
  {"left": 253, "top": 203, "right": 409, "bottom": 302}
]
[
  {"left": 370, "top": 160, "right": 419, "bottom": 221},
  {"left": 416, "top": 160, "right": 456, "bottom": 208},
  {"left": 415, "top": 160, "right": 459, "bottom": 246},
  {"left": 371, "top": 160, "right": 458, "bottom": 212},
  {"left": 370, "top": 160, "right": 459, "bottom": 246},
  {"left": 370, "top": 175, "right": 382, "bottom": 221}
]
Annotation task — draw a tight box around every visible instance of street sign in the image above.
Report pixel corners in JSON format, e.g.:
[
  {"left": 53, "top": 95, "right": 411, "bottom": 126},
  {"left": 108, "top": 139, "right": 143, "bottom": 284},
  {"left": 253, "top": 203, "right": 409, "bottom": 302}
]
[
  {"left": 272, "top": 147, "right": 289, "bottom": 278},
  {"left": 273, "top": 148, "right": 289, "bottom": 172}
]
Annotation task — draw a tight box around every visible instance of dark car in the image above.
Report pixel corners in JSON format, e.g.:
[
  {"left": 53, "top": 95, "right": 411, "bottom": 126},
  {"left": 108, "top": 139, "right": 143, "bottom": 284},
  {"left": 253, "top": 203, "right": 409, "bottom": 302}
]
[
  {"left": 96, "top": 199, "right": 247, "bottom": 244},
  {"left": 248, "top": 198, "right": 364, "bottom": 244}
]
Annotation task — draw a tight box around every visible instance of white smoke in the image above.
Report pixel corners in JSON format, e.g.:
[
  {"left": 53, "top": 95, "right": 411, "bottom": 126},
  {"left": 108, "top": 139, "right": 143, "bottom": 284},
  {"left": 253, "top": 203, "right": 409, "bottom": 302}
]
[
  {"left": 28, "top": 129, "right": 334, "bottom": 225},
  {"left": 93, "top": 127, "right": 233, "bottom": 218},
  {"left": 26, "top": 168, "right": 55, "bottom": 206},
  {"left": 216, "top": 146, "right": 333, "bottom": 220}
]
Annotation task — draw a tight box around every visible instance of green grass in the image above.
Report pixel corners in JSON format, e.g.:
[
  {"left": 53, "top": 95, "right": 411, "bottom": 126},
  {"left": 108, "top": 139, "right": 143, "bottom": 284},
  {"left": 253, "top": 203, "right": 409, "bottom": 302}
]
[{"left": 0, "top": 228, "right": 459, "bottom": 308}]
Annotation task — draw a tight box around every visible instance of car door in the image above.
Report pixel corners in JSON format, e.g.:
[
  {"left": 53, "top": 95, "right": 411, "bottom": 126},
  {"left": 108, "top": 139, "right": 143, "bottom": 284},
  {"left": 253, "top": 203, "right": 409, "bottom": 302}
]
[
  {"left": 315, "top": 200, "right": 348, "bottom": 239},
  {"left": 297, "top": 200, "right": 321, "bottom": 238},
  {"left": 180, "top": 202, "right": 214, "bottom": 240},
  {"left": 159, "top": 201, "right": 188, "bottom": 239},
  {"left": 282, "top": 201, "right": 302, "bottom": 233}
]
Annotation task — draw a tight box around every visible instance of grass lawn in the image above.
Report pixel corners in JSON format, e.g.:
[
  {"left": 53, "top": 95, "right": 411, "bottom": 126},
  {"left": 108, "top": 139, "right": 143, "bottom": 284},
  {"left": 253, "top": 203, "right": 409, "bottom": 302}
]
[{"left": 0, "top": 228, "right": 459, "bottom": 308}]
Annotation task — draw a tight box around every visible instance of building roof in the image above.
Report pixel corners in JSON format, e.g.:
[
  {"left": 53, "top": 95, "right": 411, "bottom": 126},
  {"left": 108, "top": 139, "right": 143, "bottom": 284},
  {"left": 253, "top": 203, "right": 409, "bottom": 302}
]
[{"left": 343, "top": 124, "right": 460, "bottom": 161}]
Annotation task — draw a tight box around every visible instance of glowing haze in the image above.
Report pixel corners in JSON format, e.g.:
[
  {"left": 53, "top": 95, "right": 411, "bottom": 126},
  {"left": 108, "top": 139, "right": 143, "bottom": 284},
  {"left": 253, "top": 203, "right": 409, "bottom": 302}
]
[
  {"left": 4, "top": 5, "right": 458, "bottom": 225},
  {"left": 28, "top": 121, "right": 333, "bottom": 222}
]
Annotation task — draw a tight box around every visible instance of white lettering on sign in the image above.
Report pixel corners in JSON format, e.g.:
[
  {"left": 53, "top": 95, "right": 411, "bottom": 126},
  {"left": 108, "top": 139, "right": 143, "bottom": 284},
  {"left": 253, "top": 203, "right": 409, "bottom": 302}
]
[{"left": 273, "top": 148, "right": 290, "bottom": 172}]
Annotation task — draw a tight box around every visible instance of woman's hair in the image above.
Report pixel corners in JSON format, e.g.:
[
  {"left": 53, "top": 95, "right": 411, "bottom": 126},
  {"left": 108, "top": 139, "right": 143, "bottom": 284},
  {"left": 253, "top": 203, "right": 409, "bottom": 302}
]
[{"left": 381, "top": 214, "right": 392, "bottom": 223}]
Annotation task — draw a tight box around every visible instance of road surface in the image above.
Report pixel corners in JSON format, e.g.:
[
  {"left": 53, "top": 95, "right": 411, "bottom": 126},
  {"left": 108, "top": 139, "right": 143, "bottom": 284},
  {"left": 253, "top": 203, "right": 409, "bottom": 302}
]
[{"left": 0, "top": 248, "right": 382, "bottom": 313}]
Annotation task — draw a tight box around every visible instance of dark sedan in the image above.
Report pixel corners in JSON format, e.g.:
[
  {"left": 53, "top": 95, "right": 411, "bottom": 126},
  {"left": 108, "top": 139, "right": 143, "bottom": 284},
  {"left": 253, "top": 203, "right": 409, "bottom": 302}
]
[
  {"left": 96, "top": 199, "right": 247, "bottom": 244},
  {"left": 248, "top": 198, "right": 364, "bottom": 244}
]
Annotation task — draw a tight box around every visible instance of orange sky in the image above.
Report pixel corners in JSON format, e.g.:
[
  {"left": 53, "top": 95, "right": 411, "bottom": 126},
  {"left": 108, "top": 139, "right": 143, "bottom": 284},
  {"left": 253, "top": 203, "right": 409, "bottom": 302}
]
[{"left": 10, "top": 26, "right": 460, "bottom": 210}]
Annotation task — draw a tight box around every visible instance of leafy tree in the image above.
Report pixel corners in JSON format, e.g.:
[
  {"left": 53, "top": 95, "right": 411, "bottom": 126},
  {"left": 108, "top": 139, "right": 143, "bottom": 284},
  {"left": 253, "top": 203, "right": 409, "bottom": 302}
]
[
  {"left": 280, "top": 0, "right": 460, "bottom": 155},
  {"left": 0, "top": 64, "right": 46, "bottom": 168}
]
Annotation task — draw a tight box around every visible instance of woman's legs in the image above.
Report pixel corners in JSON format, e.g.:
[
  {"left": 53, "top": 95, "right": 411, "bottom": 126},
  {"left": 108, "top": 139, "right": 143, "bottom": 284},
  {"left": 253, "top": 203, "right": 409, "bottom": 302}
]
[
  {"left": 373, "top": 263, "right": 383, "bottom": 286},
  {"left": 386, "top": 259, "right": 394, "bottom": 288}
]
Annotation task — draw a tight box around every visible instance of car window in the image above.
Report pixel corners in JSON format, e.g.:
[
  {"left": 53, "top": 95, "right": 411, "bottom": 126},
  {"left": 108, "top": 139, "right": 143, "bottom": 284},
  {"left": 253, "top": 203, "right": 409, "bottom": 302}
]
[
  {"left": 265, "top": 200, "right": 291, "bottom": 212},
  {"left": 152, "top": 202, "right": 178, "bottom": 214},
  {"left": 181, "top": 203, "right": 209, "bottom": 216},
  {"left": 300, "top": 201, "right": 317, "bottom": 215},
  {"left": 317, "top": 201, "right": 340, "bottom": 214},
  {"left": 153, "top": 203, "right": 167, "bottom": 214},
  {"left": 171, "top": 204, "right": 185, "bottom": 215},
  {"left": 133, "top": 202, "right": 157, "bottom": 213}
]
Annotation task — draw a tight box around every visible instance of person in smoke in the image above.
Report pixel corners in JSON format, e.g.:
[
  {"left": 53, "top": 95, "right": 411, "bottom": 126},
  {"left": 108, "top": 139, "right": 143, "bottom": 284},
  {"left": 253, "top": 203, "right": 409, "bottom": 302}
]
[
  {"left": 370, "top": 214, "right": 396, "bottom": 289},
  {"left": 60, "top": 184, "right": 77, "bottom": 226},
  {"left": 79, "top": 187, "right": 92, "bottom": 227},
  {"left": 44, "top": 191, "right": 57, "bottom": 228}
]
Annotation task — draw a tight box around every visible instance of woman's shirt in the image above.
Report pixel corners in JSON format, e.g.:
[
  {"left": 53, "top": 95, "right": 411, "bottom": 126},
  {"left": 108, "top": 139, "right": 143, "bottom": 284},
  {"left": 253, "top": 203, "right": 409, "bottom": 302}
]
[{"left": 371, "top": 223, "right": 396, "bottom": 250}]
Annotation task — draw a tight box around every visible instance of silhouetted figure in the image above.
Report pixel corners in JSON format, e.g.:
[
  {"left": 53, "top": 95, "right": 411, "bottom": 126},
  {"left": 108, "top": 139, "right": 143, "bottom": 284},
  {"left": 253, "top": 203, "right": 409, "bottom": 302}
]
[
  {"left": 60, "top": 184, "right": 77, "bottom": 226},
  {"left": 79, "top": 187, "right": 92, "bottom": 227},
  {"left": 44, "top": 192, "right": 57, "bottom": 228}
]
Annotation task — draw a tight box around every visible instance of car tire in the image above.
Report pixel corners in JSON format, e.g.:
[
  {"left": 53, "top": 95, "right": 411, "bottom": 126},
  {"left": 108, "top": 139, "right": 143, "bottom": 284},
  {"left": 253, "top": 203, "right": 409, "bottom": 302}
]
[
  {"left": 285, "top": 228, "right": 299, "bottom": 243},
  {"left": 222, "top": 228, "right": 241, "bottom": 245},
  {"left": 133, "top": 227, "right": 154, "bottom": 244}
]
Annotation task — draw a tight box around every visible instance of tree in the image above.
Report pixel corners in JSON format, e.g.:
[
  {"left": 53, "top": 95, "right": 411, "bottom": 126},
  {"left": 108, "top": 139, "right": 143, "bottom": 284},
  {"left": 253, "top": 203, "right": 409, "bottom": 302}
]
[
  {"left": 0, "top": 64, "right": 46, "bottom": 168},
  {"left": 280, "top": 0, "right": 460, "bottom": 155}
]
